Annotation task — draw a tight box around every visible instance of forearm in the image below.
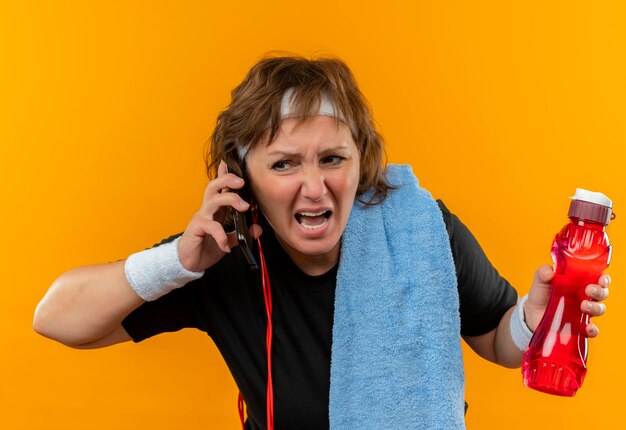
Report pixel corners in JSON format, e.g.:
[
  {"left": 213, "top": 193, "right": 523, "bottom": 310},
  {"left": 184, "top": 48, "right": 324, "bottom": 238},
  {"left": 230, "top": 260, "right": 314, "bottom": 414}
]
[
  {"left": 33, "top": 260, "right": 144, "bottom": 347},
  {"left": 493, "top": 304, "right": 527, "bottom": 368},
  {"left": 463, "top": 300, "right": 532, "bottom": 368}
]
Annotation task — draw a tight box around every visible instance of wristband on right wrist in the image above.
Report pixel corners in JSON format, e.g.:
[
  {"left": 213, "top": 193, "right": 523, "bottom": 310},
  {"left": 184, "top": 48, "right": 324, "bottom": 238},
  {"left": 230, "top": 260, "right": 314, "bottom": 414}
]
[{"left": 124, "top": 236, "right": 205, "bottom": 301}]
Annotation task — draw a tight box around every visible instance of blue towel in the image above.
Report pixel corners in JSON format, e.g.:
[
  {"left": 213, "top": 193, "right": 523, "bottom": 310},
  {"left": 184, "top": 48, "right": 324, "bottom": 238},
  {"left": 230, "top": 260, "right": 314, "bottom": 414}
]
[{"left": 330, "top": 164, "right": 466, "bottom": 429}]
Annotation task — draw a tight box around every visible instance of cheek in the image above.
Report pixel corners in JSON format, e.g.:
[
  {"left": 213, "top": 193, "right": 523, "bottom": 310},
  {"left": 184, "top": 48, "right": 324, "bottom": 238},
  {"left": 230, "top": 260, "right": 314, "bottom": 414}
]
[
  {"left": 341, "top": 165, "right": 360, "bottom": 198},
  {"left": 325, "top": 173, "right": 359, "bottom": 210},
  {"left": 253, "top": 178, "right": 297, "bottom": 214}
]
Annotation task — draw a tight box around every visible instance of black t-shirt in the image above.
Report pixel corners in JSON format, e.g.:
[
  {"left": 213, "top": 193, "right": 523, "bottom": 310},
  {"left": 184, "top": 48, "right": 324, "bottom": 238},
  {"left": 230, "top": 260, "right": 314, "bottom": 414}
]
[{"left": 122, "top": 200, "right": 517, "bottom": 429}]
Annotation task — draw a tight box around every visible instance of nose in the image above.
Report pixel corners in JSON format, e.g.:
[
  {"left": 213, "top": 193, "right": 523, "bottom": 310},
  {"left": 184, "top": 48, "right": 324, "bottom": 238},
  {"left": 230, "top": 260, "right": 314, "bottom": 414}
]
[{"left": 300, "top": 167, "right": 328, "bottom": 202}]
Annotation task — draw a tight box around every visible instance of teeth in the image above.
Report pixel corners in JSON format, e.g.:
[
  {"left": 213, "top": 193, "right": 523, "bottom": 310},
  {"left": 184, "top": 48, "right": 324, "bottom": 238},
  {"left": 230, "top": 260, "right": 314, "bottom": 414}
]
[
  {"left": 295, "top": 210, "right": 330, "bottom": 230},
  {"left": 298, "top": 210, "right": 327, "bottom": 217},
  {"left": 300, "top": 219, "right": 328, "bottom": 230}
]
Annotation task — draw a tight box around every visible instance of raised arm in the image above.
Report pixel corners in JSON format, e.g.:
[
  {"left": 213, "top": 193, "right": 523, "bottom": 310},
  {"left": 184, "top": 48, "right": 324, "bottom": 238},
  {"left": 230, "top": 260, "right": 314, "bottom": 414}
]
[
  {"left": 33, "top": 260, "right": 141, "bottom": 348},
  {"left": 34, "top": 161, "right": 259, "bottom": 349}
]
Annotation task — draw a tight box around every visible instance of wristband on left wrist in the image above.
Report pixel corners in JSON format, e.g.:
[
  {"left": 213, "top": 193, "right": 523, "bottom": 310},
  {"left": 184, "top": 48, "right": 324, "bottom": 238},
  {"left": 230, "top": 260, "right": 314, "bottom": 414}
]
[{"left": 510, "top": 294, "right": 534, "bottom": 352}]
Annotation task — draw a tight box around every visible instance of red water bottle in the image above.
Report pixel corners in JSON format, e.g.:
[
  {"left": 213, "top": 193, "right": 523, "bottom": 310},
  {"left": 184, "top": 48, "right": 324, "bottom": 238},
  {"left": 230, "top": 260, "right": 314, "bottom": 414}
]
[{"left": 522, "top": 188, "right": 613, "bottom": 396}]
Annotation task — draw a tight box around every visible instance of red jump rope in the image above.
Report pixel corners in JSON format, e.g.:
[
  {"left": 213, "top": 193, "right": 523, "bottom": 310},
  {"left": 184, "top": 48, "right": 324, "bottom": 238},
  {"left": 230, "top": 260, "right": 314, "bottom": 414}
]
[{"left": 238, "top": 209, "right": 274, "bottom": 430}]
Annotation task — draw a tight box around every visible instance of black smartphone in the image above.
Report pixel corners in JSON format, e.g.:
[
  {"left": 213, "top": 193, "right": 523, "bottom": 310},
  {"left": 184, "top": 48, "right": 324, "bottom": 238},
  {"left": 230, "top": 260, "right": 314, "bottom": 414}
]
[
  {"left": 225, "top": 161, "right": 259, "bottom": 272},
  {"left": 232, "top": 208, "right": 258, "bottom": 271}
]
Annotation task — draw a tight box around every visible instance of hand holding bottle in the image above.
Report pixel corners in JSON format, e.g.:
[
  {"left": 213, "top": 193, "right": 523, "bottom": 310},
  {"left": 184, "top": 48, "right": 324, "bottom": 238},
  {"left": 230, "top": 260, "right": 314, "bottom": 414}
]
[
  {"left": 524, "top": 265, "right": 610, "bottom": 337},
  {"left": 521, "top": 188, "right": 613, "bottom": 396}
]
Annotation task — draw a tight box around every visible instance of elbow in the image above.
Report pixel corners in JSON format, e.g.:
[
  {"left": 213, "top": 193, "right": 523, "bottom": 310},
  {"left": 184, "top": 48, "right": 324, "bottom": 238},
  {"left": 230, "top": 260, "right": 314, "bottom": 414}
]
[
  {"left": 33, "top": 295, "right": 55, "bottom": 340},
  {"left": 32, "top": 304, "right": 47, "bottom": 338},
  {"left": 496, "top": 356, "right": 522, "bottom": 369},
  {"left": 33, "top": 314, "right": 86, "bottom": 349},
  {"left": 33, "top": 299, "right": 78, "bottom": 347},
  {"left": 33, "top": 275, "right": 84, "bottom": 348}
]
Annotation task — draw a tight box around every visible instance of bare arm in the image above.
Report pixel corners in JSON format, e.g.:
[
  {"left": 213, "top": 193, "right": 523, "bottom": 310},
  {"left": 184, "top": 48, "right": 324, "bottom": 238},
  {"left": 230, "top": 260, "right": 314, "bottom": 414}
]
[
  {"left": 33, "top": 260, "right": 141, "bottom": 348},
  {"left": 463, "top": 306, "right": 521, "bottom": 368},
  {"left": 34, "top": 161, "right": 260, "bottom": 349}
]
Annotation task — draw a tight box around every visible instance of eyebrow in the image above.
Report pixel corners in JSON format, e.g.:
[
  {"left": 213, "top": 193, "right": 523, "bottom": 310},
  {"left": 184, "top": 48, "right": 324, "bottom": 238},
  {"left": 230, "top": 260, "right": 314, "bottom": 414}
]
[{"left": 266, "top": 145, "right": 351, "bottom": 157}]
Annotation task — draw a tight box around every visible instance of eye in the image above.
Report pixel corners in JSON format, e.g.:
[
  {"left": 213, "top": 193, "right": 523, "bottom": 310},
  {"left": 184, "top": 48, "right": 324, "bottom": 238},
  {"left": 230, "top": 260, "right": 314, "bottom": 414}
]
[
  {"left": 320, "top": 155, "right": 345, "bottom": 166},
  {"left": 271, "top": 160, "right": 294, "bottom": 171}
]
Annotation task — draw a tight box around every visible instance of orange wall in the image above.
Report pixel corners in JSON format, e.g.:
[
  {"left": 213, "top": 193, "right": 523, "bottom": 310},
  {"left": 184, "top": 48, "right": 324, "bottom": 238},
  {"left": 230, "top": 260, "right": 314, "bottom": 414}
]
[{"left": 2, "top": 1, "right": 625, "bottom": 429}]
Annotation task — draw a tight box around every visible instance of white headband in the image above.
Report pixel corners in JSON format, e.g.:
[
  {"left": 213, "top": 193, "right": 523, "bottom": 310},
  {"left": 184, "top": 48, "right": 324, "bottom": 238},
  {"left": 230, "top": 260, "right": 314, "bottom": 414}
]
[
  {"left": 280, "top": 87, "right": 346, "bottom": 121},
  {"left": 236, "top": 88, "right": 351, "bottom": 161}
]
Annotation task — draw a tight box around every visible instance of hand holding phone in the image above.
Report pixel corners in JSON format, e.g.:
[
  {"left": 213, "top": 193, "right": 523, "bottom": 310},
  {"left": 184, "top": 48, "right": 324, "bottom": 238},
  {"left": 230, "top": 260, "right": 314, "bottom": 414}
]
[{"left": 225, "top": 161, "right": 259, "bottom": 271}]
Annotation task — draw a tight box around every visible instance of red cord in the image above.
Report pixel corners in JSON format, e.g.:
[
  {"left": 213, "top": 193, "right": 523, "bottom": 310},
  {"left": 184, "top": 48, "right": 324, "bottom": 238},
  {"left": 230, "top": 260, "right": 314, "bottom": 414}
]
[
  {"left": 238, "top": 211, "right": 274, "bottom": 430},
  {"left": 258, "top": 233, "right": 274, "bottom": 430},
  {"left": 238, "top": 392, "right": 245, "bottom": 430}
]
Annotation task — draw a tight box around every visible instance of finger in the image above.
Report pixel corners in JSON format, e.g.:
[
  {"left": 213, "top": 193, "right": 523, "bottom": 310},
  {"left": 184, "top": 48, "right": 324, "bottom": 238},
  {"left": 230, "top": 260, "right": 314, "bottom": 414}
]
[
  {"left": 586, "top": 322, "right": 600, "bottom": 338},
  {"left": 535, "top": 264, "right": 555, "bottom": 284},
  {"left": 527, "top": 265, "right": 554, "bottom": 309},
  {"left": 249, "top": 223, "right": 263, "bottom": 240},
  {"left": 203, "top": 174, "right": 245, "bottom": 202},
  {"left": 585, "top": 284, "right": 610, "bottom": 301},
  {"left": 599, "top": 274, "right": 611, "bottom": 288},
  {"left": 188, "top": 215, "right": 232, "bottom": 253},
  {"left": 581, "top": 300, "right": 606, "bottom": 317},
  {"left": 218, "top": 159, "right": 228, "bottom": 177},
  {"left": 201, "top": 191, "right": 250, "bottom": 215}
]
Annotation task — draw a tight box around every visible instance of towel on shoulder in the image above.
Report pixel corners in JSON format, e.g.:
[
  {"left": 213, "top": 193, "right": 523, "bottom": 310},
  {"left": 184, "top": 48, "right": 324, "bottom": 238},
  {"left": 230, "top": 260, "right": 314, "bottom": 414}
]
[{"left": 330, "top": 163, "right": 465, "bottom": 430}]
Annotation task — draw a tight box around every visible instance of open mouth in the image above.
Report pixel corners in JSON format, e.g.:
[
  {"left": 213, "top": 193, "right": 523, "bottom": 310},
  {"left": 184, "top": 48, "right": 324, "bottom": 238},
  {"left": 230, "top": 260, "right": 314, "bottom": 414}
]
[{"left": 294, "top": 210, "right": 332, "bottom": 230}]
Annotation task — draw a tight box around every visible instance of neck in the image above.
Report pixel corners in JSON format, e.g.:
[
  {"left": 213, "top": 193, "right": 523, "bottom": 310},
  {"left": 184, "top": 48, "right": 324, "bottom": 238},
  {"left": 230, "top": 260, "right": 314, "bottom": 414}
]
[{"left": 276, "top": 236, "right": 341, "bottom": 276}]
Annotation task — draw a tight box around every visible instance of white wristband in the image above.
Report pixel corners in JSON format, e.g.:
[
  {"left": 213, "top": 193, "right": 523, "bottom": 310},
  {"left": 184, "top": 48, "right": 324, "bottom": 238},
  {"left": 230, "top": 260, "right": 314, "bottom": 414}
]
[
  {"left": 125, "top": 236, "right": 205, "bottom": 301},
  {"left": 510, "top": 294, "right": 534, "bottom": 352}
]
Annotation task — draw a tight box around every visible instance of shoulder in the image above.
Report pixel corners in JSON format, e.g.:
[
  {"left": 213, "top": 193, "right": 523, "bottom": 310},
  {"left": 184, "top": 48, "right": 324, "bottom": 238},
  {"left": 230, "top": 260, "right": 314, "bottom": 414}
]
[{"left": 435, "top": 199, "right": 454, "bottom": 236}]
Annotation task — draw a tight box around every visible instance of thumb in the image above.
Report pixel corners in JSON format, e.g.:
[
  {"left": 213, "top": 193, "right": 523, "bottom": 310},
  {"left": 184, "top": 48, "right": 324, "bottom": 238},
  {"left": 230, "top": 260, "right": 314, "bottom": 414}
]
[
  {"left": 534, "top": 264, "right": 554, "bottom": 285},
  {"left": 527, "top": 264, "right": 554, "bottom": 309},
  {"left": 524, "top": 264, "right": 555, "bottom": 331}
]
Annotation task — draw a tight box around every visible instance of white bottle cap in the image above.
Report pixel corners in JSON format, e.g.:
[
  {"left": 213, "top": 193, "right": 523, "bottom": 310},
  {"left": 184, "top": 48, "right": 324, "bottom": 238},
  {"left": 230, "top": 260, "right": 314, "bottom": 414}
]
[{"left": 571, "top": 188, "right": 612, "bottom": 209}]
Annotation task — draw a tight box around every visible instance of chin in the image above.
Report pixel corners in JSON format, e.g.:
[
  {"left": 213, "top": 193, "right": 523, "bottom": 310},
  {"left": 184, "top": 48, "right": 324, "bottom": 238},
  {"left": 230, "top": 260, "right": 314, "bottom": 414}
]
[{"left": 288, "top": 236, "right": 341, "bottom": 258}]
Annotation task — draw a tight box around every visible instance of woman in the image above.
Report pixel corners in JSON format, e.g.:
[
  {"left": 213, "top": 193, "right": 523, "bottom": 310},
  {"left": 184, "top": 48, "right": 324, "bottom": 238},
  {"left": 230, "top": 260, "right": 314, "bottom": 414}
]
[{"left": 34, "top": 55, "right": 610, "bottom": 429}]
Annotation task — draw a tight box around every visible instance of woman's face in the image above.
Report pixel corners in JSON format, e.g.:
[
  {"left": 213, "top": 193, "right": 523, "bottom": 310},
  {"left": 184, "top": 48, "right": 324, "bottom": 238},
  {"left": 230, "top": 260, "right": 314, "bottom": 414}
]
[{"left": 246, "top": 116, "right": 360, "bottom": 274}]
